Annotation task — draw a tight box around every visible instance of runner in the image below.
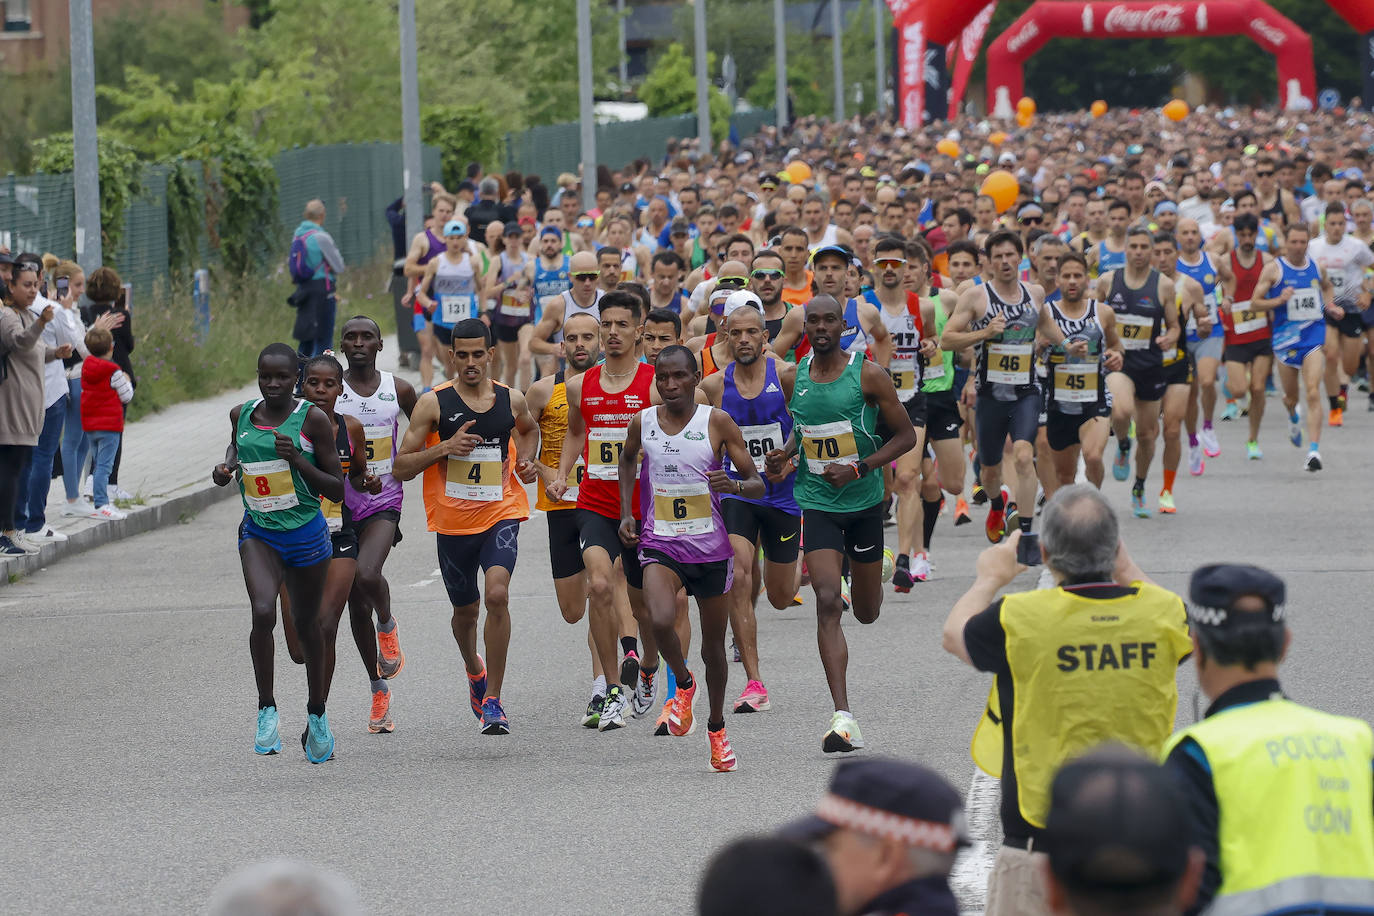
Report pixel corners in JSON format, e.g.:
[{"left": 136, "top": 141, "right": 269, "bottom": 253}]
[
  {"left": 1219, "top": 213, "right": 1274, "bottom": 458},
  {"left": 1152, "top": 233, "right": 1210, "bottom": 512},
  {"left": 936, "top": 240, "right": 982, "bottom": 527},
  {"left": 1308, "top": 202, "right": 1374, "bottom": 427},
  {"left": 403, "top": 193, "right": 456, "bottom": 391},
  {"left": 617, "top": 345, "right": 764, "bottom": 771},
  {"left": 1084, "top": 199, "right": 1129, "bottom": 277},
  {"left": 776, "top": 226, "right": 814, "bottom": 308},
  {"left": 528, "top": 251, "right": 603, "bottom": 362},
  {"left": 700, "top": 296, "right": 800, "bottom": 714},
  {"left": 393, "top": 318, "right": 538, "bottom": 735},
  {"left": 1043, "top": 252, "right": 1121, "bottom": 490},
  {"left": 485, "top": 223, "right": 533, "bottom": 388},
  {"left": 336, "top": 316, "right": 418, "bottom": 730},
  {"left": 1251, "top": 223, "right": 1334, "bottom": 471},
  {"left": 641, "top": 307, "right": 684, "bottom": 366},
  {"left": 1098, "top": 226, "right": 1178, "bottom": 518},
  {"left": 414, "top": 219, "right": 482, "bottom": 388},
  {"left": 523, "top": 225, "right": 573, "bottom": 380},
  {"left": 763, "top": 294, "right": 917, "bottom": 753},
  {"left": 210, "top": 343, "right": 346, "bottom": 763},
  {"left": 1175, "top": 218, "right": 1230, "bottom": 465},
  {"left": 771, "top": 245, "right": 892, "bottom": 366}
]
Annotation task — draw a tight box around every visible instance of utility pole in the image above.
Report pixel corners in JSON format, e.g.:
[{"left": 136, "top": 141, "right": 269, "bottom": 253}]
[
  {"left": 69, "top": 0, "right": 101, "bottom": 271},
  {"left": 399, "top": 0, "right": 424, "bottom": 241},
  {"left": 577, "top": 0, "right": 597, "bottom": 212},
  {"left": 774, "top": 0, "right": 787, "bottom": 132},
  {"left": 694, "top": 0, "right": 711, "bottom": 154},
  {"left": 617, "top": 0, "right": 628, "bottom": 85},
  {"left": 830, "top": 0, "right": 844, "bottom": 122},
  {"left": 873, "top": 0, "right": 886, "bottom": 116}
]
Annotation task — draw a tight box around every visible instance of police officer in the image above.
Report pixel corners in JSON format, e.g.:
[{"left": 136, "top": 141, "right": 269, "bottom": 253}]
[
  {"left": 780, "top": 758, "right": 968, "bottom": 916},
  {"left": 1163, "top": 564, "right": 1374, "bottom": 915},
  {"left": 941, "top": 484, "right": 1194, "bottom": 916}
]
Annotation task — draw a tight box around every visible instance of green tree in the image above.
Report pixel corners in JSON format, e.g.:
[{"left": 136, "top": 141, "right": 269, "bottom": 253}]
[
  {"left": 641, "top": 44, "right": 732, "bottom": 141},
  {"left": 31, "top": 133, "right": 143, "bottom": 258},
  {"left": 423, "top": 104, "right": 505, "bottom": 189},
  {"left": 746, "top": 53, "right": 826, "bottom": 119}
]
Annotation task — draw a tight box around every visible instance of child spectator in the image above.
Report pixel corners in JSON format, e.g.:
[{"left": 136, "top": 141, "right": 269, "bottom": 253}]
[{"left": 81, "top": 326, "right": 133, "bottom": 520}]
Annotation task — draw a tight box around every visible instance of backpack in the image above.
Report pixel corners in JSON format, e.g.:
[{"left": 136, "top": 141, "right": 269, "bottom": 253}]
[{"left": 289, "top": 229, "right": 320, "bottom": 284}]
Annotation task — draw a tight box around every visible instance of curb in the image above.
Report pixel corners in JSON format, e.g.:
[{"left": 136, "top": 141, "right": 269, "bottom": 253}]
[{"left": 0, "top": 482, "right": 237, "bottom": 588}]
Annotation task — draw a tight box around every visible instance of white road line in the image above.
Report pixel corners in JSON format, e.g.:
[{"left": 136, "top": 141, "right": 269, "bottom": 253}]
[
  {"left": 952, "top": 768, "right": 1002, "bottom": 916},
  {"left": 409, "top": 579, "right": 434, "bottom": 588}
]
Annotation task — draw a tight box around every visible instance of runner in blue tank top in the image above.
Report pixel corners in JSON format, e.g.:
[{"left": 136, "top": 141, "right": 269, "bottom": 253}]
[
  {"left": 701, "top": 301, "right": 800, "bottom": 716},
  {"left": 617, "top": 345, "right": 765, "bottom": 772}
]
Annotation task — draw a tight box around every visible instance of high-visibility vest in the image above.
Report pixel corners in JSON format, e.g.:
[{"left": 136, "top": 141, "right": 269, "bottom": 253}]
[
  {"left": 1164, "top": 697, "right": 1374, "bottom": 916},
  {"left": 998, "top": 582, "right": 1192, "bottom": 827}
]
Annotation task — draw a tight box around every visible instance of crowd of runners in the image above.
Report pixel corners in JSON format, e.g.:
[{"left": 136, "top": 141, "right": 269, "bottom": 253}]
[{"left": 214, "top": 103, "right": 1374, "bottom": 771}]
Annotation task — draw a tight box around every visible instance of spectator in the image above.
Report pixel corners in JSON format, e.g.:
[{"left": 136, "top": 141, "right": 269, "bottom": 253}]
[
  {"left": 464, "top": 176, "right": 505, "bottom": 243},
  {"left": 0, "top": 249, "right": 13, "bottom": 285},
  {"left": 16, "top": 254, "right": 93, "bottom": 544},
  {"left": 1043, "top": 746, "right": 1204, "bottom": 916},
  {"left": 289, "top": 199, "right": 346, "bottom": 359},
  {"left": 0, "top": 262, "right": 61, "bottom": 556},
  {"left": 52, "top": 260, "right": 104, "bottom": 519},
  {"left": 81, "top": 325, "right": 133, "bottom": 520},
  {"left": 82, "top": 266, "right": 135, "bottom": 499},
  {"left": 207, "top": 858, "right": 362, "bottom": 916},
  {"left": 781, "top": 758, "right": 968, "bottom": 916},
  {"left": 1163, "top": 564, "right": 1374, "bottom": 914},
  {"left": 697, "top": 837, "right": 838, "bottom": 916},
  {"left": 940, "top": 484, "right": 1193, "bottom": 916}
]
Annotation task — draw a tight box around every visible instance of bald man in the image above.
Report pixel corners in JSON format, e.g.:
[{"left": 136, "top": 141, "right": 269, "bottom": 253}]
[
  {"left": 530, "top": 250, "right": 604, "bottom": 359},
  {"left": 291, "top": 199, "right": 346, "bottom": 357}
]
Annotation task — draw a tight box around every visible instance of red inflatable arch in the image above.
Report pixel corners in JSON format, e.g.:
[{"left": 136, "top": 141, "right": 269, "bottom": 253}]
[{"left": 986, "top": 1, "right": 1315, "bottom": 114}]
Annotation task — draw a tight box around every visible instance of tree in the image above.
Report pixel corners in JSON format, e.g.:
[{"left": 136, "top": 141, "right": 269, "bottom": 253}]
[
  {"left": 641, "top": 44, "right": 732, "bottom": 141},
  {"left": 31, "top": 133, "right": 143, "bottom": 259},
  {"left": 423, "top": 105, "right": 505, "bottom": 189}
]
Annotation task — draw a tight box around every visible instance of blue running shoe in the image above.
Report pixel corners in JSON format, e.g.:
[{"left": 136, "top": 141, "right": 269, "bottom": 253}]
[
  {"left": 1131, "top": 492, "right": 1151, "bottom": 518},
  {"left": 467, "top": 656, "right": 487, "bottom": 721},
  {"left": 255, "top": 706, "right": 280, "bottom": 755},
  {"left": 480, "top": 697, "right": 510, "bottom": 735},
  {"left": 1288, "top": 412, "right": 1302, "bottom": 448},
  {"left": 1112, "top": 446, "right": 1130, "bottom": 481},
  {"left": 301, "top": 712, "right": 335, "bottom": 763},
  {"left": 1220, "top": 400, "right": 1239, "bottom": 421}
]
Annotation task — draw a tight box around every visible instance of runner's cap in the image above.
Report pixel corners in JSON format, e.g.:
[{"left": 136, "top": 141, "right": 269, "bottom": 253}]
[{"left": 442, "top": 220, "right": 467, "bottom": 237}]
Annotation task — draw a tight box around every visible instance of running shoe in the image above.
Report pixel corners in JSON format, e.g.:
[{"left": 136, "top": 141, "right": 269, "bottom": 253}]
[
  {"left": 985, "top": 509, "right": 1005, "bottom": 544},
  {"left": 301, "top": 712, "right": 335, "bottom": 763},
  {"left": 1305, "top": 450, "right": 1323, "bottom": 472},
  {"left": 971, "top": 484, "right": 987, "bottom": 506},
  {"left": 1329, "top": 407, "right": 1343, "bottom": 427},
  {"left": 1004, "top": 503, "right": 1020, "bottom": 538},
  {"left": 668, "top": 675, "right": 698, "bottom": 736},
  {"left": 1131, "top": 492, "right": 1151, "bottom": 518},
  {"left": 368, "top": 688, "right": 395, "bottom": 734},
  {"left": 581, "top": 693, "right": 605, "bottom": 729},
  {"left": 467, "top": 657, "right": 487, "bottom": 720},
  {"left": 953, "top": 496, "right": 972, "bottom": 526},
  {"left": 1199, "top": 427, "right": 1221, "bottom": 458},
  {"left": 1247, "top": 441, "right": 1263, "bottom": 460},
  {"left": 731, "top": 640, "right": 740, "bottom": 663},
  {"left": 598, "top": 685, "right": 627, "bottom": 731},
  {"left": 0, "top": 535, "right": 30, "bottom": 557},
  {"left": 1288, "top": 412, "right": 1302, "bottom": 448},
  {"left": 619, "top": 648, "right": 640, "bottom": 688},
  {"left": 822, "top": 710, "right": 864, "bottom": 753},
  {"left": 840, "top": 575, "right": 851, "bottom": 611},
  {"left": 653, "top": 699, "right": 672, "bottom": 735},
  {"left": 377, "top": 624, "right": 405, "bottom": 679},
  {"left": 1128, "top": 419, "right": 1136, "bottom": 439},
  {"left": 480, "top": 697, "right": 510, "bottom": 735},
  {"left": 29, "top": 525, "right": 67, "bottom": 543},
  {"left": 255, "top": 706, "right": 281, "bottom": 755},
  {"left": 1112, "top": 446, "right": 1130, "bottom": 481},
  {"left": 1337, "top": 387, "right": 1348, "bottom": 410},
  {"left": 880, "top": 547, "right": 895, "bottom": 584},
  {"left": 709, "top": 728, "right": 739, "bottom": 772},
  {"left": 631, "top": 666, "right": 657, "bottom": 719},
  {"left": 892, "top": 554, "right": 914, "bottom": 593},
  {"left": 96, "top": 504, "right": 127, "bottom": 521},
  {"left": 791, "top": 593, "right": 804, "bottom": 605},
  {"left": 1188, "top": 444, "right": 1205, "bottom": 477},
  {"left": 911, "top": 552, "right": 931, "bottom": 582},
  {"left": 1158, "top": 491, "right": 1177, "bottom": 514},
  {"left": 1220, "top": 400, "right": 1239, "bottom": 421},
  {"left": 733, "top": 680, "right": 770, "bottom": 713},
  {"left": 60, "top": 499, "right": 96, "bottom": 517}
]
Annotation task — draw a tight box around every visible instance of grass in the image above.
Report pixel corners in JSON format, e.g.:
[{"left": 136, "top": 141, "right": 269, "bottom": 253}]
[{"left": 125, "top": 253, "right": 398, "bottom": 422}]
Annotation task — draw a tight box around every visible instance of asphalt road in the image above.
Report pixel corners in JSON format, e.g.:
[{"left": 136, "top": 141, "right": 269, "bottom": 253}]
[{"left": 3, "top": 400, "right": 1372, "bottom": 914}]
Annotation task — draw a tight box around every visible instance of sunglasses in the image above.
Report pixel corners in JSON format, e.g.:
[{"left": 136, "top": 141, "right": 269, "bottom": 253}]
[
  {"left": 716, "top": 276, "right": 748, "bottom": 288},
  {"left": 1255, "top": 171, "right": 1274, "bottom": 178},
  {"left": 751, "top": 268, "right": 784, "bottom": 280},
  {"left": 1020, "top": 216, "right": 1044, "bottom": 225},
  {"left": 874, "top": 258, "right": 906, "bottom": 269},
  {"left": 572, "top": 272, "right": 599, "bottom": 281}
]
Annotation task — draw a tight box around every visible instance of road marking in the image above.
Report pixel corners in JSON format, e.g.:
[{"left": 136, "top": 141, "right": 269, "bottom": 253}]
[
  {"left": 410, "top": 579, "right": 434, "bottom": 588},
  {"left": 952, "top": 768, "right": 1001, "bottom": 916}
]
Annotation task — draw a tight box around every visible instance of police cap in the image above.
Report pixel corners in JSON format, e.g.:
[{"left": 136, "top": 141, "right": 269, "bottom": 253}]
[{"left": 1187, "top": 564, "right": 1286, "bottom": 629}]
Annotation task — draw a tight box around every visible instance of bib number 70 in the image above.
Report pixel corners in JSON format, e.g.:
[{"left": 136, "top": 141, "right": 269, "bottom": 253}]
[{"left": 808, "top": 437, "right": 841, "bottom": 459}]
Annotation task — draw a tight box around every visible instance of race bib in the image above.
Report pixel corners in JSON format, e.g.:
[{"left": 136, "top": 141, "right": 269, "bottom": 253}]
[
  {"left": 563, "top": 455, "right": 585, "bottom": 503},
  {"left": 1231, "top": 301, "right": 1267, "bottom": 336},
  {"left": 986, "top": 342, "right": 1033, "bottom": 386},
  {"left": 799, "top": 420, "right": 859, "bottom": 473},
  {"left": 652, "top": 482, "right": 713, "bottom": 537},
  {"left": 439, "top": 292, "right": 477, "bottom": 325},
  {"left": 587, "top": 426, "right": 628, "bottom": 481},
  {"left": 241, "top": 459, "right": 299, "bottom": 513},
  {"left": 362, "top": 424, "right": 394, "bottom": 476},
  {"left": 446, "top": 445, "right": 503, "bottom": 502},
  {"left": 500, "top": 291, "right": 531, "bottom": 320},
  {"left": 922, "top": 357, "right": 946, "bottom": 382},
  {"left": 1053, "top": 362, "right": 1099, "bottom": 404},
  {"left": 1286, "top": 287, "right": 1322, "bottom": 323},
  {"left": 739, "top": 422, "right": 783, "bottom": 472},
  {"left": 1116, "top": 314, "right": 1154, "bottom": 350},
  {"left": 321, "top": 497, "right": 344, "bottom": 532},
  {"left": 891, "top": 353, "right": 919, "bottom": 399}
]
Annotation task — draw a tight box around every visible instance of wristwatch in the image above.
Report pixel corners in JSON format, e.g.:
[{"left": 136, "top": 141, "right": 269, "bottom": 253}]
[{"left": 855, "top": 460, "right": 871, "bottom": 479}]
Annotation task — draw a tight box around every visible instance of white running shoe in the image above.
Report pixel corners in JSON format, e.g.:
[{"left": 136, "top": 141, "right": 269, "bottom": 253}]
[
  {"left": 96, "top": 504, "right": 128, "bottom": 521},
  {"left": 822, "top": 710, "right": 864, "bottom": 753},
  {"left": 1199, "top": 427, "right": 1221, "bottom": 457},
  {"left": 60, "top": 499, "right": 96, "bottom": 517},
  {"left": 1304, "top": 451, "right": 1322, "bottom": 473},
  {"left": 10, "top": 533, "right": 41, "bottom": 555},
  {"left": 112, "top": 485, "right": 135, "bottom": 502},
  {"left": 911, "top": 553, "right": 931, "bottom": 582},
  {"left": 630, "top": 667, "right": 657, "bottom": 719},
  {"left": 597, "top": 686, "right": 628, "bottom": 731},
  {"left": 29, "top": 525, "right": 68, "bottom": 543},
  {"left": 1188, "top": 443, "right": 1205, "bottom": 477}
]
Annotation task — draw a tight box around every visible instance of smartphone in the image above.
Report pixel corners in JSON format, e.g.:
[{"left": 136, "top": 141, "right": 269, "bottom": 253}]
[{"left": 56, "top": 276, "right": 69, "bottom": 298}]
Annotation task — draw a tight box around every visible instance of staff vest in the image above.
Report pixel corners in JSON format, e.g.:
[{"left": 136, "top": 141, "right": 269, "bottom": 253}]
[
  {"left": 1001, "top": 582, "right": 1192, "bottom": 827},
  {"left": 1164, "top": 698, "right": 1374, "bottom": 916}
]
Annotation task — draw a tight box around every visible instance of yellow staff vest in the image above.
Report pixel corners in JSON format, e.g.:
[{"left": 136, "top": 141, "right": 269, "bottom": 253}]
[
  {"left": 1164, "top": 698, "right": 1374, "bottom": 916},
  {"left": 999, "top": 582, "right": 1192, "bottom": 828}
]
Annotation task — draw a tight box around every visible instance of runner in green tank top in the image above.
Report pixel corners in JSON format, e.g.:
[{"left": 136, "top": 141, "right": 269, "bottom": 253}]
[
  {"left": 764, "top": 294, "right": 917, "bottom": 755},
  {"left": 212, "top": 343, "right": 346, "bottom": 764}
]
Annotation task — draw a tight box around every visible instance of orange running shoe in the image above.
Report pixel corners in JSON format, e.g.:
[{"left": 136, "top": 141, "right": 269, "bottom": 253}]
[
  {"left": 985, "top": 508, "right": 1005, "bottom": 544},
  {"left": 954, "top": 495, "right": 972, "bottom": 526},
  {"left": 368, "top": 687, "right": 395, "bottom": 733},
  {"left": 377, "top": 624, "right": 405, "bottom": 679},
  {"left": 709, "top": 728, "right": 739, "bottom": 772},
  {"left": 653, "top": 700, "right": 672, "bottom": 736},
  {"left": 668, "top": 675, "right": 698, "bottom": 737},
  {"left": 1329, "top": 407, "right": 1343, "bottom": 427}
]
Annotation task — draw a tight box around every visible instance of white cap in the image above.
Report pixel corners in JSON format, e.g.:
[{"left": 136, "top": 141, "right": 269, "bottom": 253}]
[{"left": 723, "top": 290, "right": 764, "bottom": 319}]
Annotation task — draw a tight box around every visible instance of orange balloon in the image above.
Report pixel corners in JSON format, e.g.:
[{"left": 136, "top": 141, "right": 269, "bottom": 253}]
[
  {"left": 1017, "top": 96, "right": 1036, "bottom": 115},
  {"left": 936, "top": 139, "right": 960, "bottom": 158},
  {"left": 1163, "top": 99, "right": 1189, "bottom": 122},
  {"left": 785, "top": 160, "right": 813, "bottom": 183},
  {"left": 1091, "top": 100, "right": 1108, "bottom": 118},
  {"left": 989, "top": 131, "right": 1007, "bottom": 147},
  {"left": 1016, "top": 109, "right": 1033, "bottom": 128},
  {"left": 980, "top": 169, "right": 1019, "bottom": 214}
]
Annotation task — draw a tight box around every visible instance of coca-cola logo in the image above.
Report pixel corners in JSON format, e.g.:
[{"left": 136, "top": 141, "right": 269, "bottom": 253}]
[
  {"left": 1250, "top": 17, "right": 1286, "bottom": 47},
  {"left": 1103, "top": 4, "right": 1185, "bottom": 34},
  {"left": 901, "top": 21, "right": 924, "bottom": 86},
  {"left": 961, "top": 4, "right": 996, "bottom": 62},
  {"left": 1007, "top": 20, "right": 1039, "bottom": 53}
]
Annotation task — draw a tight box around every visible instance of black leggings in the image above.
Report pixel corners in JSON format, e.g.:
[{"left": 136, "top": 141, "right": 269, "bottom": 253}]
[{"left": 0, "top": 444, "right": 34, "bottom": 530}]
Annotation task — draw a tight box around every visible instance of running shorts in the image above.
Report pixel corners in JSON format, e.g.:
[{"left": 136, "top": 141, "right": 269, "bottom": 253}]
[
  {"left": 801, "top": 503, "right": 884, "bottom": 564},
  {"left": 1162, "top": 355, "right": 1194, "bottom": 388},
  {"left": 1046, "top": 406, "right": 1108, "bottom": 452},
  {"left": 1223, "top": 339, "right": 1273, "bottom": 363},
  {"left": 975, "top": 392, "right": 1040, "bottom": 466},
  {"left": 547, "top": 508, "right": 585, "bottom": 579},
  {"left": 431, "top": 323, "right": 453, "bottom": 347},
  {"left": 1186, "top": 336, "right": 1223, "bottom": 364},
  {"left": 354, "top": 508, "right": 403, "bottom": 547},
  {"left": 925, "top": 389, "right": 963, "bottom": 442},
  {"left": 331, "top": 527, "right": 359, "bottom": 560},
  {"left": 641, "top": 548, "right": 733, "bottom": 599},
  {"left": 1326, "top": 310, "right": 1365, "bottom": 339},
  {"left": 722, "top": 498, "right": 801, "bottom": 564},
  {"left": 494, "top": 323, "right": 525, "bottom": 344},
  {"left": 1116, "top": 364, "right": 1166, "bottom": 402},
  {"left": 576, "top": 508, "right": 643, "bottom": 590},
  {"left": 238, "top": 512, "right": 332, "bottom": 567},
  {"left": 1276, "top": 340, "right": 1324, "bottom": 369},
  {"left": 436, "top": 518, "right": 520, "bottom": 607}
]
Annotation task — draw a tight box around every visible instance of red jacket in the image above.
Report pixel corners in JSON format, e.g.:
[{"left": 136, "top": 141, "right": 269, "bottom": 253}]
[{"left": 81, "top": 356, "right": 126, "bottom": 432}]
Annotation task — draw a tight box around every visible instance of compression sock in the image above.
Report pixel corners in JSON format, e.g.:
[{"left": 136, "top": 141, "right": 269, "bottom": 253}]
[
  {"left": 1330, "top": 395, "right": 1341, "bottom": 410},
  {"left": 922, "top": 498, "right": 942, "bottom": 549},
  {"left": 1203, "top": 419, "right": 1213, "bottom": 430},
  {"left": 1188, "top": 433, "right": 1199, "bottom": 447},
  {"left": 1133, "top": 477, "right": 1145, "bottom": 498},
  {"left": 593, "top": 675, "right": 607, "bottom": 697},
  {"left": 990, "top": 494, "right": 1006, "bottom": 512},
  {"left": 307, "top": 701, "right": 326, "bottom": 717},
  {"left": 707, "top": 720, "right": 725, "bottom": 733},
  {"left": 677, "top": 672, "right": 694, "bottom": 692},
  {"left": 620, "top": 636, "right": 638, "bottom": 657},
  {"left": 1162, "top": 469, "right": 1177, "bottom": 493},
  {"left": 377, "top": 617, "right": 397, "bottom": 634}
]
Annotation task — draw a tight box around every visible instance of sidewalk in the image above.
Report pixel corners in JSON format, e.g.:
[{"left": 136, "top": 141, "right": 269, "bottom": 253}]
[{"left": 0, "top": 337, "right": 407, "bottom": 586}]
